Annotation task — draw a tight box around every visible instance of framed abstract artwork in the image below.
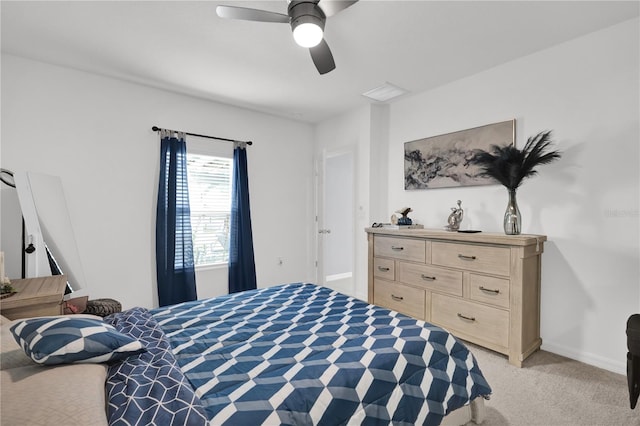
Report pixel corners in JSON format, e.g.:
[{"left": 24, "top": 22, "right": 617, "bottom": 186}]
[{"left": 404, "top": 119, "right": 515, "bottom": 189}]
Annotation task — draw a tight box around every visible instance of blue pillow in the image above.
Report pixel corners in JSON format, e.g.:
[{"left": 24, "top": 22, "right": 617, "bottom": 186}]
[{"left": 10, "top": 316, "right": 145, "bottom": 365}]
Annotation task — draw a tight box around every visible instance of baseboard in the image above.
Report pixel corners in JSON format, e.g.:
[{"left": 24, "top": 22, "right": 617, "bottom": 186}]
[
  {"left": 541, "top": 341, "right": 625, "bottom": 375},
  {"left": 325, "top": 272, "right": 353, "bottom": 282}
]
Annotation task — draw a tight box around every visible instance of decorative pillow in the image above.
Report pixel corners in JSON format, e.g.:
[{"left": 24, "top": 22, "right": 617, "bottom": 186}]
[{"left": 10, "top": 316, "right": 145, "bottom": 365}]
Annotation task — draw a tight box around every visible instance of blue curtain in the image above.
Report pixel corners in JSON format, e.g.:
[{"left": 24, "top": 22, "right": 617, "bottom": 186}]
[
  {"left": 156, "top": 131, "right": 197, "bottom": 306},
  {"left": 228, "top": 142, "right": 256, "bottom": 293}
]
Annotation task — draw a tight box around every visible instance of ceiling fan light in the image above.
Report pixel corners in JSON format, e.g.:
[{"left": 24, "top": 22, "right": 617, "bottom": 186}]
[{"left": 293, "top": 22, "right": 323, "bottom": 48}]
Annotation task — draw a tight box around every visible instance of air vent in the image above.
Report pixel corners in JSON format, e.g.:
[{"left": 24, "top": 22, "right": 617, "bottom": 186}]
[{"left": 362, "top": 82, "right": 408, "bottom": 102}]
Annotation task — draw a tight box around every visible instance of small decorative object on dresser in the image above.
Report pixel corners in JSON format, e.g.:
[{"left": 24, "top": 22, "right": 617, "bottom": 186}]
[
  {"left": 1, "top": 251, "right": 14, "bottom": 298},
  {"left": 471, "top": 130, "right": 562, "bottom": 235},
  {"left": 0, "top": 284, "right": 16, "bottom": 300},
  {"left": 366, "top": 227, "right": 546, "bottom": 367},
  {"left": 395, "top": 207, "right": 413, "bottom": 225},
  {"left": 444, "top": 200, "right": 464, "bottom": 231},
  {"left": 0, "top": 251, "right": 8, "bottom": 285}
]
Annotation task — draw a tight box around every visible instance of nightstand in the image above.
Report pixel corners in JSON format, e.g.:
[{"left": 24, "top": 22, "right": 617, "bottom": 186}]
[{"left": 0, "top": 275, "right": 67, "bottom": 320}]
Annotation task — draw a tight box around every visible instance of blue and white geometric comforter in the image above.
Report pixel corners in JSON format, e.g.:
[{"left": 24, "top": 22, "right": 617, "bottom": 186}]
[
  {"left": 151, "top": 283, "right": 491, "bottom": 425},
  {"left": 106, "top": 283, "right": 491, "bottom": 425},
  {"left": 104, "top": 307, "right": 208, "bottom": 425}
]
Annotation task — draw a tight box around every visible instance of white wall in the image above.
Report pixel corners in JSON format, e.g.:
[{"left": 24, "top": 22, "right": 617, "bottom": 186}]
[
  {"left": 381, "top": 18, "right": 638, "bottom": 373},
  {"left": 1, "top": 54, "right": 315, "bottom": 309}
]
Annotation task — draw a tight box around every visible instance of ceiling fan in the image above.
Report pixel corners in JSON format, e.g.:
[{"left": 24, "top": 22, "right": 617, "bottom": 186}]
[{"left": 216, "top": 1, "right": 358, "bottom": 75}]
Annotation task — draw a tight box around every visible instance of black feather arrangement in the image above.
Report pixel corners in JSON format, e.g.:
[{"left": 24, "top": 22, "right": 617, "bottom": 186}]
[{"left": 471, "top": 131, "right": 562, "bottom": 191}]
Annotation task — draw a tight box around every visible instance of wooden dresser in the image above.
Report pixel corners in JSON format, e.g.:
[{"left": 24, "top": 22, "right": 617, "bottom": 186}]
[
  {"left": 366, "top": 228, "right": 546, "bottom": 367},
  {"left": 0, "top": 275, "right": 67, "bottom": 320}
]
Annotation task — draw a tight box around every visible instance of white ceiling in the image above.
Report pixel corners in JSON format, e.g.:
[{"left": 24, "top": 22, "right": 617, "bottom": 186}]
[{"left": 2, "top": 1, "right": 638, "bottom": 123}]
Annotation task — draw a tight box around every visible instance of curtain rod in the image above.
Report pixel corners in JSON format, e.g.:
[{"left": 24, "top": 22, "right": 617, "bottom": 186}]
[{"left": 151, "top": 126, "right": 253, "bottom": 145}]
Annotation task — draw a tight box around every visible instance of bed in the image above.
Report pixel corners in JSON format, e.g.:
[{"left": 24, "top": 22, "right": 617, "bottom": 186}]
[{"left": 1, "top": 282, "right": 491, "bottom": 425}]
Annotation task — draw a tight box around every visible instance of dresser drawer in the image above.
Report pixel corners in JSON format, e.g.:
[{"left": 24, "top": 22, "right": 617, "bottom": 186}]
[
  {"left": 373, "top": 257, "right": 395, "bottom": 280},
  {"left": 375, "top": 236, "right": 426, "bottom": 263},
  {"left": 431, "top": 293, "right": 509, "bottom": 348},
  {"left": 398, "top": 262, "right": 462, "bottom": 297},
  {"left": 432, "top": 242, "right": 510, "bottom": 276},
  {"left": 374, "top": 278, "right": 425, "bottom": 320},
  {"left": 469, "top": 274, "right": 510, "bottom": 309}
]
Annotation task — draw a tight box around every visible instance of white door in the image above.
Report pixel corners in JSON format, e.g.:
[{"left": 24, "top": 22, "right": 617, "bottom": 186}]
[{"left": 316, "top": 149, "right": 355, "bottom": 296}]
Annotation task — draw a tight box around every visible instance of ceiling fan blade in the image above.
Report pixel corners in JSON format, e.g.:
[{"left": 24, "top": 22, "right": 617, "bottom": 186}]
[
  {"left": 317, "top": 0, "right": 358, "bottom": 17},
  {"left": 309, "top": 39, "right": 336, "bottom": 75},
  {"left": 216, "top": 5, "right": 289, "bottom": 23}
]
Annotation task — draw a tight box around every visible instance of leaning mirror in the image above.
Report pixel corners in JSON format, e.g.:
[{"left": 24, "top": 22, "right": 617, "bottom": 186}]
[{"left": 15, "top": 172, "right": 87, "bottom": 298}]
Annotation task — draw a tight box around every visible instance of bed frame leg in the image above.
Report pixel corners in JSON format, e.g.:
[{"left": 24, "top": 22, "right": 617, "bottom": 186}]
[{"left": 470, "top": 397, "right": 487, "bottom": 424}]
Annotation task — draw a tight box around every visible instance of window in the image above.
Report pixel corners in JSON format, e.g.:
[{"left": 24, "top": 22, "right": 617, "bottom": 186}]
[{"left": 186, "top": 153, "right": 233, "bottom": 267}]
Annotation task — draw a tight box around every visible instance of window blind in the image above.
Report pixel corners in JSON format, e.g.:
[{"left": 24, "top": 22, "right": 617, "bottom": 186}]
[{"left": 186, "top": 153, "right": 233, "bottom": 266}]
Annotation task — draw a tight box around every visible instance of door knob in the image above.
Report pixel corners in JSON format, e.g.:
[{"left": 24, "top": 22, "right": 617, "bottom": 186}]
[{"left": 318, "top": 229, "right": 332, "bottom": 234}]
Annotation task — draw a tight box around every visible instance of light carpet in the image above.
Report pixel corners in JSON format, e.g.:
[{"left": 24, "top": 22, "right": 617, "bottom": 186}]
[{"left": 464, "top": 342, "right": 639, "bottom": 426}]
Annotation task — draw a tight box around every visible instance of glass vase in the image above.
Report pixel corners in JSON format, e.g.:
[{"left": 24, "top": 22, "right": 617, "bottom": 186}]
[{"left": 504, "top": 189, "right": 521, "bottom": 235}]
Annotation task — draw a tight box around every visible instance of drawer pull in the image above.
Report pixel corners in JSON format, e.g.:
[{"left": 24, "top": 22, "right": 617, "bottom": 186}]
[
  {"left": 479, "top": 286, "right": 500, "bottom": 294},
  {"left": 391, "top": 294, "right": 404, "bottom": 302},
  {"left": 457, "top": 313, "right": 476, "bottom": 322},
  {"left": 421, "top": 274, "right": 436, "bottom": 281},
  {"left": 391, "top": 246, "right": 404, "bottom": 251},
  {"left": 378, "top": 266, "right": 390, "bottom": 272},
  {"left": 458, "top": 254, "right": 477, "bottom": 261}
]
